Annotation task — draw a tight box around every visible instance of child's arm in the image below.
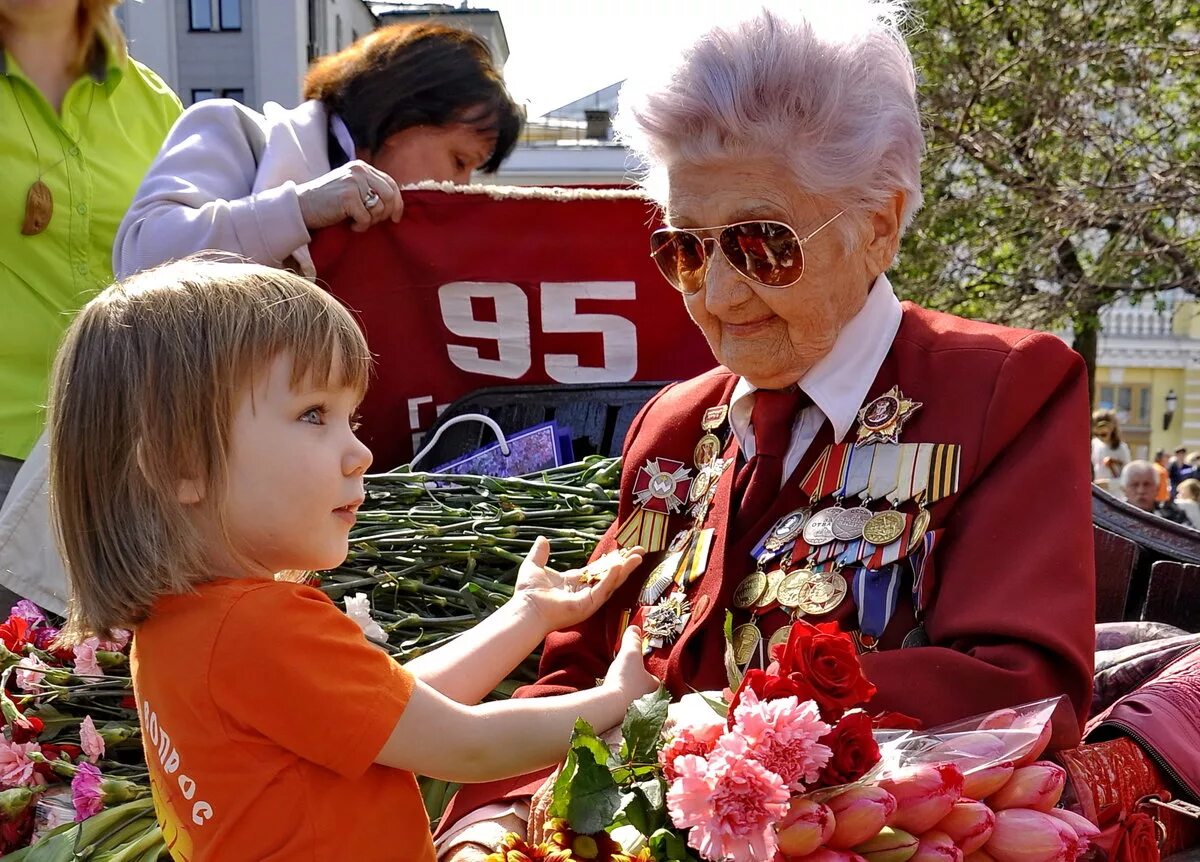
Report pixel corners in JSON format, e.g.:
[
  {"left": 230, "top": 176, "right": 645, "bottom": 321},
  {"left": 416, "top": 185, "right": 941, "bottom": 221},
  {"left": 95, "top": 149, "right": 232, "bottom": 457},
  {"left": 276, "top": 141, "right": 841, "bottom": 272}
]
[
  {"left": 375, "top": 626, "right": 659, "bottom": 783},
  {"left": 403, "top": 537, "right": 644, "bottom": 704}
]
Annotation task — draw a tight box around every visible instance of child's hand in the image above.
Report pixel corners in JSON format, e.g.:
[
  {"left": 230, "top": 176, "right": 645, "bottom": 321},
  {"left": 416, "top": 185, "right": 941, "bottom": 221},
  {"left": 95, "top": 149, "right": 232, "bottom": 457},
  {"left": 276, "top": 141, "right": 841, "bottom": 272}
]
[
  {"left": 603, "top": 626, "right": 660, "bottom": 699},
  {"left": 515, "top": 537, "right": 645, "bottom": 634}
]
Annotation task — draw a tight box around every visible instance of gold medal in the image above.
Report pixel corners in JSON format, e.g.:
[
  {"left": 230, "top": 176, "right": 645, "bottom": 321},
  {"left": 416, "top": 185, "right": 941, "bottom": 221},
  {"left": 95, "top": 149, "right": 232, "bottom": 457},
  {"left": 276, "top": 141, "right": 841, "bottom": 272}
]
[
  {"left": 802, "top": 507, "right": 840, "bottom": 546},
  {"left": 796, "top": 571, "right": 849, "bottom": 615},
  {"left": 863, "top": 510, "right": 906, "bottom": 545},
  {"left": 694, "top": 433, "right": 721, "bottom": 470},
  {"left": 831, "top": 505, "right": 873, "bottom": 541},
  {"left": 732, "top": 623, "right": 762, "bottom": 666},
  {"left": 688, "top": 469, "right": 712, "bottom": 503},
  {"left": 777, "top": 568, "right": 815, "bottom": 608},
  {"left": 756, "top": 568, "right": 786, "bottom": 609},
  {"left": 767, "top": 625, "right": 791, "bottom": 654},
  {"left": 733, "top": 571, "right": 768, "bottom": 608},
  {"left": 906, "top": 509, "right": 931, "bottom": 553},
  {"left": 638, "top": 551, "right": 682, "bottom": 605}
]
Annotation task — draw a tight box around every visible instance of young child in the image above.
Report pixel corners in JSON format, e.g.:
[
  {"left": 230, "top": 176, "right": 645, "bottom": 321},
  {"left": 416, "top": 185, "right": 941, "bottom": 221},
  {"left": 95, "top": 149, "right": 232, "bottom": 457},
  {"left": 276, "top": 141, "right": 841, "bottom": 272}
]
[{"left": 47, "top": 259, "right": 658, "bottom": 861}]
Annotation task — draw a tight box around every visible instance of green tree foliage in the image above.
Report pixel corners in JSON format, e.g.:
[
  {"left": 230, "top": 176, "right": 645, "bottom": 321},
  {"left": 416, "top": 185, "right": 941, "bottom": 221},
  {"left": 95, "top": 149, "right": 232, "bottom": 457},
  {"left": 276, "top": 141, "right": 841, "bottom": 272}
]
[{"left": 895, "top": 0, "right": 1199, "bottom": 391}]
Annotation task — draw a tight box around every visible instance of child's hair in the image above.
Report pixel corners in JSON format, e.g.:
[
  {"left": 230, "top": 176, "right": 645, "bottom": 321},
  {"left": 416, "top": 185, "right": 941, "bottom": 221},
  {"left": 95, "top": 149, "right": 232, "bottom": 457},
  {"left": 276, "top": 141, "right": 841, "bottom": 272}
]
[
  {"left": 49, "top": 258, "right": 372, "bottom": 642},
  {"left": 1179, "top": 478, "right": 1200, "bottom": 502}
]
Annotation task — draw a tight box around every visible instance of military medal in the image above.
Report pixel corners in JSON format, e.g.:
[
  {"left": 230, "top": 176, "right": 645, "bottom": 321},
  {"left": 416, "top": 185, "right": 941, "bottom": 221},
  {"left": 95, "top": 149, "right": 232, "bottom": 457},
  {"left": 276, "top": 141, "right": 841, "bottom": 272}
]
[
  {"left": 777, "top": 568, "right": 814, "bottom": 609},
  {"left": 732, "top": 622, "right": 762, "bottom": 666},
  {"left": 850, "top": 564, "right": 903, "bottom": 638},
  {"left": 795, "top": 570, "right": 849, "bottom": 616},
  {"left": 902, "top": 624, "right": 931, "bottom": 648},
  {"left": 756, "top": 567, "right": 786, "bottom": 609},
  {"left": 643, "top": 590, "right": 691, "bottom": 651},
  {"left": 638, "top": 551, "right": 683, "bottom": 605},
  {"left": 832, "top": 506, "right": 873, "bottom": 541},
  {"left": 925, "top": 443, "right": 961, "bottom": 505},
  {"left": 767, "top": 625, "right": 791, "bottom": 654},
  {"left": 866, "top": 443, "right": 902, "bottom": 502},
  {"left": 802, "top": 507, "right": 839, "bottom": 546},
  {"left": 615, "top": 457, "right": 694, "bottom": 552},
  {"left": 856, "top": 387, "right": 922, "bottom": 447},
  {"left": 676, "top": 528, "right": 715, "bottom": 585},
  {"left": 733, "top": 570, "right": 768, "bottom": 608},
  {"left": 863, "top": 509, "right": 906, "bottom": 545},
  {"left": 764, "top": 508, "right": 807, "bottom": 551},
  {"left": 906, "top": 509, "right": 931, "bottom": 553}
]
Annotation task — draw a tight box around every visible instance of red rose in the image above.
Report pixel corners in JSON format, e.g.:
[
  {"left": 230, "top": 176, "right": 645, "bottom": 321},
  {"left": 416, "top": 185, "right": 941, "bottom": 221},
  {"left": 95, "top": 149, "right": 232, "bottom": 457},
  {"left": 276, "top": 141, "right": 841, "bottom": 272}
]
[
  {"left": 1095, "top": 812, "right": 1161, "bottom": 862},
  {"left": 815, "top": 710, "right": 881, "bottom": 788},
  {"left": 780, "top": 622, "right": 877, "bottom": 721},
  {"left": 0, "top": 809, "right": 34, "bottom": 854},
  {"left": 872, "top": 710, "right": 924, "bottom": 731}
]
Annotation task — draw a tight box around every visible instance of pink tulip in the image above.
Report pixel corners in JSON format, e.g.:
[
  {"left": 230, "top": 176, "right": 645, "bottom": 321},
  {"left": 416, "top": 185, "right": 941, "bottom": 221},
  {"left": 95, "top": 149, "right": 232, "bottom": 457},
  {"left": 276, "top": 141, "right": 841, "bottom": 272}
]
[
  {"left": 911, "top": 830, "right": 963, "bottom": 862},
  {"left": 986, "top": 809, "right": 1080, "bottom": 862},
  {"left": 1045, "top": 808, "right": 1099, "bottom": 840},
  {"left": 778, "top": 797, "right": 837, "bottom": 858},
  {"left": 784, "top": 850, "right": 868, "bottom": 862},
  {"left": 924, "top": 733, "right": 1015, "bottom": 801},
  {"left": 978, "top": 710, "right": 1019, "bottom": 730},
  {"left": 879, "top": 764, "right": 964, "bottom": 834},
  {"left": 937, "top": 801, "right": 996, "bottom": 854},
  {"left": 855, "top": 827, "right": 920, "bottom": 862},
  {"left": 827, "top": 786, "right": 899, "bottom": 850},
  {"left": 964, "top": 851, "right": 997, "bottom": 862},
  {"left": 973, "top": 710, "right": 1051, "bottom": 768},
  {"left": 986, "top": 762, "right": 1065, "bottom": 812}
]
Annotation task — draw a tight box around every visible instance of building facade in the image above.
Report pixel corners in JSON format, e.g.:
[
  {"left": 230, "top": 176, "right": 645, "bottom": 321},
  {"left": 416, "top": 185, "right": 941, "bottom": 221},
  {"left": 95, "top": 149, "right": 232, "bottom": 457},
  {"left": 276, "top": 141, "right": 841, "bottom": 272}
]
[
  {"left": 118, "top": 0, "right": 378, "bottom": 109},
  {"left": 1093, "top": 291, "right": 1200, "bottom": 460}
]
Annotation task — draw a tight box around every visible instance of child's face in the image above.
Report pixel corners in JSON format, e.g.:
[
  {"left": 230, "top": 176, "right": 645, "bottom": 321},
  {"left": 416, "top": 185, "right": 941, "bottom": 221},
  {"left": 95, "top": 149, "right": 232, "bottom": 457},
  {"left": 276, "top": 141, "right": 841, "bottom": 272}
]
[{"left": 220, "top": 353, "right": 372, "bottom": 576}]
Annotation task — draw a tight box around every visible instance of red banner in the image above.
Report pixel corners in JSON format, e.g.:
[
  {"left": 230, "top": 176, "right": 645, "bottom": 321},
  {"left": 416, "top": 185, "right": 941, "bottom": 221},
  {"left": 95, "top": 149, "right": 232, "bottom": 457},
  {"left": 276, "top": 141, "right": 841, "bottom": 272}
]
[{"left": 310, "top": 187, "right": 716, "bottom": 468}]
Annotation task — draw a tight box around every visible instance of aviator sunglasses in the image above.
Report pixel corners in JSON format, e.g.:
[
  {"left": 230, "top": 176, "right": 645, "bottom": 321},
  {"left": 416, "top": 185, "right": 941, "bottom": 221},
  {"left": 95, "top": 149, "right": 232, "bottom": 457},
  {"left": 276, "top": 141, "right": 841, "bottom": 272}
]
[{"left": 649, "top": 211, "right": 844, "bottom": 294}]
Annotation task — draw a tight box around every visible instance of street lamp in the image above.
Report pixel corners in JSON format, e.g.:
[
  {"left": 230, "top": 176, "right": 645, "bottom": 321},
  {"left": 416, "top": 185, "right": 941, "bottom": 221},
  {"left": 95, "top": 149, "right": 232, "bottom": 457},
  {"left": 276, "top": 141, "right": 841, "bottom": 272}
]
[{"left": 1163, "top": 389, "right": 1178, "bottom": 431}]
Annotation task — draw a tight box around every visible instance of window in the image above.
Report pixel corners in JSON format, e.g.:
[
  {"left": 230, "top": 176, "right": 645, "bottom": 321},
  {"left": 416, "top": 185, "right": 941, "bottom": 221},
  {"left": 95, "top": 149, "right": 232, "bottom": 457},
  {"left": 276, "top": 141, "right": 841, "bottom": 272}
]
[
  {"left": 219, "top": 0, "right": 241, "bottom": 31},
  {"left": 189, "top": 0, "right": 212, "bottom": 30},
  {"left": 222, "top": 88, "right": 245, "bottom": 103},
  {"left": 1097, "top": 384, "right": 1152, "bottom": 429},
  {"left": 191, "top": 89, "right": 216, "bottom": 104}
]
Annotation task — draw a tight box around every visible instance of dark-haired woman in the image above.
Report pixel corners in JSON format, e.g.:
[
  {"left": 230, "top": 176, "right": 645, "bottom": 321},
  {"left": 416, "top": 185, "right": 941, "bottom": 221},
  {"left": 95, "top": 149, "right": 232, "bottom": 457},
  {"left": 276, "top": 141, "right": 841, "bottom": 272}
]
[{"left": 113, "top": 22, "right": 523, "bottom": 279}]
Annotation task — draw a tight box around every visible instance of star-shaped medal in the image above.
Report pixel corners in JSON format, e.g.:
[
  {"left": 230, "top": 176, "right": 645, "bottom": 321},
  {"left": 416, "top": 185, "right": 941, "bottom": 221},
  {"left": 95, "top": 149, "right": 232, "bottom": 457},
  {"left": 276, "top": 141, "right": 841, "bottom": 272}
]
[
  {"left": 855, "top": 386, "right": 922, "bottom": 447},
  {"left": 632, "top": 458, "right": 693, "bottom": 514}
]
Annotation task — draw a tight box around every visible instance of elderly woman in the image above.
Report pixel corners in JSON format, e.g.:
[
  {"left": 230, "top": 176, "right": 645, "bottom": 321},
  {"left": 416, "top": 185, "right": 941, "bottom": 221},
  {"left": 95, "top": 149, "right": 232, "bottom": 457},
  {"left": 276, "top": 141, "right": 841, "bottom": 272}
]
[
  {"left": 438, "top": 2, "right": 1094, "bottom": 856},
  {"left": 113, "top": 22, "right": 522, "bottom": 279}
]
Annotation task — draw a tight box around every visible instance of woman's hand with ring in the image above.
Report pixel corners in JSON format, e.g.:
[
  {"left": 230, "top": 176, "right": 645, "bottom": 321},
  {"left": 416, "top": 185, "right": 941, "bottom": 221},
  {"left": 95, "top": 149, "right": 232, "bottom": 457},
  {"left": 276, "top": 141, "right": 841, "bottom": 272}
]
[{"left": 296, "top": 160, "right": 403, "bottom": 232}]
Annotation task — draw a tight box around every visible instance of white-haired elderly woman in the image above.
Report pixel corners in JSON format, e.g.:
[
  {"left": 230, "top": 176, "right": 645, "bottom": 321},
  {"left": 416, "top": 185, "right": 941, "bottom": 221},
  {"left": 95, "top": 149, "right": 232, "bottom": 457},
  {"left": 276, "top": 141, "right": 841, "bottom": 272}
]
[{"left": 436, "top": 1, "right": 1095, "bottom": 855}]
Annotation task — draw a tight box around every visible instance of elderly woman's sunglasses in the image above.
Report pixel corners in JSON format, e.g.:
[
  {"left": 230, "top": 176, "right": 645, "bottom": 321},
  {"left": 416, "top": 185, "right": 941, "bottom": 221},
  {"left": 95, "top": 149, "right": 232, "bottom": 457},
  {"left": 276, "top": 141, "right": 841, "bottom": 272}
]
[{"left": 649, "top": 211, "right": 844, "bottom": 295}]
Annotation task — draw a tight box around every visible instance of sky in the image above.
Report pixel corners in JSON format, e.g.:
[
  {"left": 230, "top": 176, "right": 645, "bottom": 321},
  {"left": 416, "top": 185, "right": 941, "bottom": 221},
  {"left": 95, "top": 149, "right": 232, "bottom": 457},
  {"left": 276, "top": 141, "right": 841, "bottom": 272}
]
[{"left": 463, "top": 0, "right": 729, "bottom": 118}]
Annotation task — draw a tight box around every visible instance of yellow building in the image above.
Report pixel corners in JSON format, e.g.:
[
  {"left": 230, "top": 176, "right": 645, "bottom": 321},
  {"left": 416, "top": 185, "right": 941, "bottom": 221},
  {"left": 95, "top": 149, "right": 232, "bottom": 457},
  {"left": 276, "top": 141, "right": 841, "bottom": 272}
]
[{"left": 1094, "top": 293, "right": 1200, "bottom": 460}]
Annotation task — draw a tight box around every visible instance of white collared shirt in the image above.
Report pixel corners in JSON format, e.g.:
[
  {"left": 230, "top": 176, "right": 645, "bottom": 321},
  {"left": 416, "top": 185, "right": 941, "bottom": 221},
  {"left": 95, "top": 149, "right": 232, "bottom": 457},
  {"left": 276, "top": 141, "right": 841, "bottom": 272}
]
[{"left": 729, "top": 273, "right": 903, "bottom": 485}]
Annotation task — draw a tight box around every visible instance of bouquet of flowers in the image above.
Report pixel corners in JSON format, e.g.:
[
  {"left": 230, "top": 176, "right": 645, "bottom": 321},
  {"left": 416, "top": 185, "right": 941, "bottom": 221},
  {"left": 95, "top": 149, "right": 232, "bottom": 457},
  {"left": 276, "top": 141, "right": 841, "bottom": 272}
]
[
  {"left": 490, "top": 621, "right": 1104, "bottom": 862},
  {"left": 0, "top": 600, "right": 164, "bottom": 859}
]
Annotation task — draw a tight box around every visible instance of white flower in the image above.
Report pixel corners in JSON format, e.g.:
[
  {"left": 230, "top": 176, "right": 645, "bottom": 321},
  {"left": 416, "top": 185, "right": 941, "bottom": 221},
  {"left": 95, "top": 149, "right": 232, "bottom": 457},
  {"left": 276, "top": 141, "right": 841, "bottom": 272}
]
[
  {"left": 344, "top": 593, "right": 387, "bottom": 643},
  {"left": 665, "top": 691, "right": 728, "bottom": 738}
]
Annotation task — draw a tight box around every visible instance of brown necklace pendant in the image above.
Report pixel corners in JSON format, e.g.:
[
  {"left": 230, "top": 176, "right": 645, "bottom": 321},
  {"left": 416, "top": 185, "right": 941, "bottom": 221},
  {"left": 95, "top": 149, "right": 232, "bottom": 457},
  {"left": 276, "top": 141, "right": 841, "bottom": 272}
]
[{"left": 21, "top": 180, "right": 53, "bottom": 236}]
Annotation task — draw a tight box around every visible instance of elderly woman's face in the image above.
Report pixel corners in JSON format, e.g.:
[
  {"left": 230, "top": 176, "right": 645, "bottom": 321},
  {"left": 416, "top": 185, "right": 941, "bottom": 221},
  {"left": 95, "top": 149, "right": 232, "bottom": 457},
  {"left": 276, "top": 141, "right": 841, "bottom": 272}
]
[{"left": 666, "top": 158, "right": 894, "bottom": 389}]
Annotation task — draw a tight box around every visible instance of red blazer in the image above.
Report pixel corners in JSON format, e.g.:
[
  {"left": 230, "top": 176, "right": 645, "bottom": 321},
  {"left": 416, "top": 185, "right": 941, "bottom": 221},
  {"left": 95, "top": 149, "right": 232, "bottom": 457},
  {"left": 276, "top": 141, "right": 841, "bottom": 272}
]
[{"left": 439, "top": 302, "right": 1096, "bottom": 832}]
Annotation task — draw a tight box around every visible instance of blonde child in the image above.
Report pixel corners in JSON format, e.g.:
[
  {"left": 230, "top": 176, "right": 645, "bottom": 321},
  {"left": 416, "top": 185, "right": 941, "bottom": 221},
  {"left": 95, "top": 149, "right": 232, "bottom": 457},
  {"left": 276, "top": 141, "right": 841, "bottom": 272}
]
[{"left": 47, "top": 259, "right": 658, "bottom": 861}]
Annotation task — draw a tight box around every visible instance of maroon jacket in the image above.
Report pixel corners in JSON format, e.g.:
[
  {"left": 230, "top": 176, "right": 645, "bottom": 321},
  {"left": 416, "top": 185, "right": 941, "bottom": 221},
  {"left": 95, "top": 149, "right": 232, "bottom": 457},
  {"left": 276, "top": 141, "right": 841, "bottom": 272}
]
[{"left": 439, "top": 302, "right": 1096, "bottom": 833}]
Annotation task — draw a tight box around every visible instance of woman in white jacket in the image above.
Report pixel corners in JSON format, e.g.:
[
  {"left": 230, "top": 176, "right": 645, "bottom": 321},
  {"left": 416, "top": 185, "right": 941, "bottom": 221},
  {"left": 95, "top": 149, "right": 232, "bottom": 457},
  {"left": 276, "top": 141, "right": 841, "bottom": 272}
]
[{"left": 114, "top": 22, "right": 522, "bottom": 279}]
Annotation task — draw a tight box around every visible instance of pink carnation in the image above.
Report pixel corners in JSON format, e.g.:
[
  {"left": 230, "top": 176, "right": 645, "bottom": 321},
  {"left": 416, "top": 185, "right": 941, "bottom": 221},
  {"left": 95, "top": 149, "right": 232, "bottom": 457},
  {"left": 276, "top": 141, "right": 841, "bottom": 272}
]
[
  {"left": 99, "top": 629, "right": 130, "bottom": 653},
  {"left": 71, "top": 762, "right": 104, "bottom": 821},
  {"left": 72, "top": 639, "right": 103, "bottom": 678},
  {"left": 727, "top": 688, "right": 833, "bottom": 791},
  {"left": 79, "top": 716, "right": 105, "bottom": 763},
  {"left": 0, "top": 738, "right": 41, "bottom": 788},
  {"left": 15, "top": 655, "right": 49, "bottom": 692},
  {"left": 660, "top": 724, "right": 724, "bottom": 782},
  {"left": 667, "top": 735, "right": 790, "bottom": 862}
]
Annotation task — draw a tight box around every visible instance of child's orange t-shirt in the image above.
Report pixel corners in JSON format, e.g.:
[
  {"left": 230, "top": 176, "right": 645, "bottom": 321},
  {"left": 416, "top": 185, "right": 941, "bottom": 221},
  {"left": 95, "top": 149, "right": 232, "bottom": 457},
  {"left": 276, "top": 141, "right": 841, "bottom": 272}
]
[{"left": 131, "top": 578, "right": 436, "bottom": 862}]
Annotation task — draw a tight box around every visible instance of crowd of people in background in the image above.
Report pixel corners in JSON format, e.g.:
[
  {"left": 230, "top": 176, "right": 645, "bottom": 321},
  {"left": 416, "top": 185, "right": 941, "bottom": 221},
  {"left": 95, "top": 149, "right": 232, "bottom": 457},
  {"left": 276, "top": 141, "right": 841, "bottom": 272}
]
[{"left": 1092, "top": 409, "right": 1200, "bottom": 529}]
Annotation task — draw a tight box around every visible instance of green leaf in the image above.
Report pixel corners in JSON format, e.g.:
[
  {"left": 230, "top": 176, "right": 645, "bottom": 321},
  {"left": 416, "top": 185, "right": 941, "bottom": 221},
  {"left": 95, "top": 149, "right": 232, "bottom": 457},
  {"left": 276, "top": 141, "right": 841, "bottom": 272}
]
[
  {"left": 548, "top": 748, "right": 579, "bottom": 820},
  {"left": 566, "top": 748, "right": 621, "bottom": 835},
  {"left": 616, "top": 777, "right": 667, "bottom": 837},
  {"left": 698, "top": 691, "right": 729, "bottom": 719},
  {"left": 649, "top": 828, "right": 702, "bottom": 862},
  {"left": 621, "top": 687, "right": 669, "bottom": 765},
  {"left": 723, "top": 611, "right": 742, "bottom": 691},
  {"left": 569, "top": 717, "right": 616, "bottom": 768}
]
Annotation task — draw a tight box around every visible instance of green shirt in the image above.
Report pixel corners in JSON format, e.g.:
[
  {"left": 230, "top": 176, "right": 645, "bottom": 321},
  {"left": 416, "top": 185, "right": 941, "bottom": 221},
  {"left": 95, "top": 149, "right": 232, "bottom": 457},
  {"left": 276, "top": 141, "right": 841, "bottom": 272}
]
[{"left": 0, "top": 41, "right": 181, "bottom": 460}]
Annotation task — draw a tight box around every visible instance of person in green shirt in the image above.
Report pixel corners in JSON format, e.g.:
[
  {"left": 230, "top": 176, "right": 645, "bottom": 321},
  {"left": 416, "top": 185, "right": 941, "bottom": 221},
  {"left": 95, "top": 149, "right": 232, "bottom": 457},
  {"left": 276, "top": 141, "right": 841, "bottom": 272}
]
[{"left": 0, "top": 0, "right": 182, "bottom": 489}]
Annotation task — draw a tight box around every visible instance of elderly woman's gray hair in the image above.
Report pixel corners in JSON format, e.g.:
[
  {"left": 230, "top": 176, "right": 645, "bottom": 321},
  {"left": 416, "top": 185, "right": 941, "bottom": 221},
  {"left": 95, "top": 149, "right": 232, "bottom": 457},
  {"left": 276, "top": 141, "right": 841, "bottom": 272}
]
[{"left": 616, "top": 0, "right": 924, "bottom": 238}]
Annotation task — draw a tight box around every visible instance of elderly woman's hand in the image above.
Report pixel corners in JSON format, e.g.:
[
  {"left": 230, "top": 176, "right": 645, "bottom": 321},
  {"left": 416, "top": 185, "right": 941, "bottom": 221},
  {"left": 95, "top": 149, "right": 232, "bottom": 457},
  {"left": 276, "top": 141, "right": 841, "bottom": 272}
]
[{"left": 295, "top": 160, "right": 403, "bottom": 232}]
